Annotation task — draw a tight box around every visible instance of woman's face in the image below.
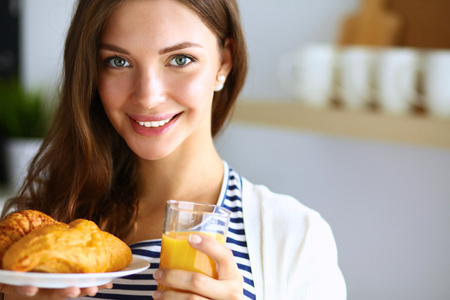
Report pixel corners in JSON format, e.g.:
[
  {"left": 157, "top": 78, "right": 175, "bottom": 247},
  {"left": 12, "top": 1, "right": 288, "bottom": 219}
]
[{"left": 98, "top": 0, "right": 231, "bottom": 161}]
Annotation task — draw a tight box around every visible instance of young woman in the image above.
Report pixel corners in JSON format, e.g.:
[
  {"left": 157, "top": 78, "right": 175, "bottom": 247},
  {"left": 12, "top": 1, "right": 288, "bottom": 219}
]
[{"left": 0, "top": 0, "right": 346, "bottom": 299}]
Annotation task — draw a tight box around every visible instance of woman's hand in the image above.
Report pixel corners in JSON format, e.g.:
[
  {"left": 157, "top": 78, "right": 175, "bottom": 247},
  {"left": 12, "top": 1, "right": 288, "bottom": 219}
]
[
  {"left": 0, "top": 282, "right": 112, "bottom": 299},
  {"left": 153, "top": 234, "right": 243, "bottom": 300}
]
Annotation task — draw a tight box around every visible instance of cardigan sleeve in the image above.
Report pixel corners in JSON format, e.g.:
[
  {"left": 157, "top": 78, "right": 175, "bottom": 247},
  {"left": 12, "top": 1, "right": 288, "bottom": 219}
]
[
  {"left": 290, "top": 210, "right": 347, "bottom": 299},
  {"left": 243, "top": 180, "right": 347, "bottom": 299}
]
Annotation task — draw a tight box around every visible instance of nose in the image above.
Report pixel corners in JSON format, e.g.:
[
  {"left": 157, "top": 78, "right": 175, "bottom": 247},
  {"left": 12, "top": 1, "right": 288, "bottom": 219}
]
[{"left": 131, "top": 68, "right": 166, "bottom": 109}]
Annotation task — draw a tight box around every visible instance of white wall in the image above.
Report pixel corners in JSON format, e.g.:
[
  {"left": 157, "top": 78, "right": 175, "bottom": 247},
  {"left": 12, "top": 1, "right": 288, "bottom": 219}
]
[{"left": 20, "top": 0, "right": 75, "bottom": 92}]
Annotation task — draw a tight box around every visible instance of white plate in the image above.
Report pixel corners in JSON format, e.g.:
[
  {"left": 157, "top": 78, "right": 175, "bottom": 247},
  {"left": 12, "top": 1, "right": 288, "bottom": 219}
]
[{"left": 0, "top": 256, "right": 149, "bottom": 288}]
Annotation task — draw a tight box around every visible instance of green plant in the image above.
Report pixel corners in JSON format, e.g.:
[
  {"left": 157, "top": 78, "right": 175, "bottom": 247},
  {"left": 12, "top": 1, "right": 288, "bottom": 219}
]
[{"left": 0, "top": 78, "right": 53, "bottom": 138}]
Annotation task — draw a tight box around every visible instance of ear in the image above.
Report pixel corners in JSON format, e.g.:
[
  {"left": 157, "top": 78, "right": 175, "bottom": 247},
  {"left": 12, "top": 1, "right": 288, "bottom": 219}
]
[{"left": 217, "top": 37, "right": 233, "bottom": 78}]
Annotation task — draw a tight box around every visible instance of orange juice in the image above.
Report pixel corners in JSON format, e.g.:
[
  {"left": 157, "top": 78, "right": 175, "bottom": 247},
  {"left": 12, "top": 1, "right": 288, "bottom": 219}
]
[{"left": 157, "top": 231, "right": 226, "bottom": 290}]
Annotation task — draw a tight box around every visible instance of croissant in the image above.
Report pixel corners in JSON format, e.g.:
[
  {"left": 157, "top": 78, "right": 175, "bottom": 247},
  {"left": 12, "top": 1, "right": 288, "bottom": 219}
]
[
  {"left": 2, "top": 219, "right": 132, "bottom": 273},
  {"left": 0, "top": 210, "right": 61, "bottom": 268}
]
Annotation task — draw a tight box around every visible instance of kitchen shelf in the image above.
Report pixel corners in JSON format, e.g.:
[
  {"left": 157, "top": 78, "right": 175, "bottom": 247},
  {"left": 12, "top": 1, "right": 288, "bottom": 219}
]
[{"left": 232, "top": 100, "right": 450, "bottom": 150}]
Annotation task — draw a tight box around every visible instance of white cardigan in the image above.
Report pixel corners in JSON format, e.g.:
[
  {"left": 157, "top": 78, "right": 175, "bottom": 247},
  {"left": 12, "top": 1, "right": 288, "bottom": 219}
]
[{"left": 241, "top": 178, "right": 347, "bottom": 299}]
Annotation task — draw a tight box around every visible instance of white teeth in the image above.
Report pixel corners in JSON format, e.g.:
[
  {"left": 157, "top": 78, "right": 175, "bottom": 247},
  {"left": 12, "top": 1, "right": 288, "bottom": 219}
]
[{"left": 137, "top": 117, "right": 172, "bottom": 128}]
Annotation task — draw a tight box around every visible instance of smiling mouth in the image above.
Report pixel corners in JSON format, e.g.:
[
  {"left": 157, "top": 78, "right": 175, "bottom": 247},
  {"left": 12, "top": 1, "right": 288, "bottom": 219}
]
[{"left": 134, "top": 114, "right": 179, "bottom": 128}]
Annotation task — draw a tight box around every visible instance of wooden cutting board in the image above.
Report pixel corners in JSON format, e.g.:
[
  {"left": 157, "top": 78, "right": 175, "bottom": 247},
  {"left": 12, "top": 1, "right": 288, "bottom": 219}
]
[
  {"left": 389, "top": 0, "right": 450, "bottom": 49},
  {"left": 338, "top": 0, "right": 402, "bottom": 46}
]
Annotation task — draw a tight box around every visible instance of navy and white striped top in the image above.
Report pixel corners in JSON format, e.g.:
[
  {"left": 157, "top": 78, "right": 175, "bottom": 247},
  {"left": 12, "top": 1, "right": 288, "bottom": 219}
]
[{"left": 88, "top": 165, "right": 256, "bottom": 299}]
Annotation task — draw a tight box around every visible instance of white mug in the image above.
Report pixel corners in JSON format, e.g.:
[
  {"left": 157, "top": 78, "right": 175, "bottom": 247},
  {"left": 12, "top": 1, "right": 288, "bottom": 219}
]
[
  {"left": 423, "top": 50, "right": 450, "bottom": 117},
  {"left": 375, "top": 48, "right": 421, "bottom": 114},
  {"left": 338, "top": 46, "right": 377, "bottom": 110},
  {"left": 278, "top": 44, "right": 337, "bottom": 107}
]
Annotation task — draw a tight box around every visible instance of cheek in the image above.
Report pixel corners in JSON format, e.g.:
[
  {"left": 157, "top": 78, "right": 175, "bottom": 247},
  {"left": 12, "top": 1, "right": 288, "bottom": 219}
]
[
  {"left": 172, "top": 71, "right": 216, "bottom": 107},
  {"left": 97, "top": 75, "right": 127, "bottom": 111}
]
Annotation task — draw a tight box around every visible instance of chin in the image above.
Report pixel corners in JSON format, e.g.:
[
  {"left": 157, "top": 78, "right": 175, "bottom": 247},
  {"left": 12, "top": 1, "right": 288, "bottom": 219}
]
[
  {"left": 137, "top": 152, "right": 170, "bottom": 161},
  {"left": 129, "top": 145, "right": 171, "bottom": 161},
  {"left": 130, "top": 141, "right": 180, "bottom": 162}
]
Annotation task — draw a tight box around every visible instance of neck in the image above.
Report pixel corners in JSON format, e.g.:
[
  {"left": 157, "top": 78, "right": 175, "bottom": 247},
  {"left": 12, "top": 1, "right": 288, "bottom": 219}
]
[{"left": 136, "top": 139, "right": 224, "bottom": 207}]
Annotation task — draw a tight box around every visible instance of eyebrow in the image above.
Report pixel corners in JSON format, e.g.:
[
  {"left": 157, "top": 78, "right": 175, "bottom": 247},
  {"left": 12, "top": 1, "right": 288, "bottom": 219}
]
[
  {"left": 98, "top": 42, "right": 202, "bottom": 55},
  {"left": 159, "top": 42, "right": 202, "bottom": 54},
  {"left": 98, "top": 43, "right": 130, "bottom": 55}
]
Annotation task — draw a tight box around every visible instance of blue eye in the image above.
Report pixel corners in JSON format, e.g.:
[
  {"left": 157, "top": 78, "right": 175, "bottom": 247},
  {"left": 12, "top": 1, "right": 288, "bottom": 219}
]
[
  {"left": 105, "top": 56, "right": 130, "bottom": 68},
  {"left": 170, "top": 55, "right": 193, "bottom": 67}
]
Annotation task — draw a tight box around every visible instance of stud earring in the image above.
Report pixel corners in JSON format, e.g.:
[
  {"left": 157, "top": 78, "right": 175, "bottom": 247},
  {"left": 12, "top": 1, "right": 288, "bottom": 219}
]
[{"left": 214, "top": 75, "right": 226, "bottom": 92}]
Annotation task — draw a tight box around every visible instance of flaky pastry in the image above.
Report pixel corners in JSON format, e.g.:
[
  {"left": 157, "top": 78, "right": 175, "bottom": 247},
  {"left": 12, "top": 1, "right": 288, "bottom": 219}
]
[
  {"left": 0, "top": 210, "right": 61, "bottom": 268},
  {"left": 0, "top": 211, "right": 132, "bottom": 273}
]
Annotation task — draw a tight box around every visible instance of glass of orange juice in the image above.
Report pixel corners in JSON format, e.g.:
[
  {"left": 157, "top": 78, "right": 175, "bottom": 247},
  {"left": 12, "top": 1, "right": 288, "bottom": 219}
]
[{"left": 157, "top": 200, "right": 231, "bottom": 291}]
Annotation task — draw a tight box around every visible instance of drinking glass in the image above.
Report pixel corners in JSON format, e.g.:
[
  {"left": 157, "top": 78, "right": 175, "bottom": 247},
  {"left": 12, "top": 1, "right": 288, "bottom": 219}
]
[{"left": 157, "top": 200, "right": 231, "bottom": 290}]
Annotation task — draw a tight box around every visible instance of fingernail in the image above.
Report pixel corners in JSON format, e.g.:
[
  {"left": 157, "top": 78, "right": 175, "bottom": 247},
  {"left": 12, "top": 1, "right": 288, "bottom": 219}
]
[
  {"left": 106, "top": 283, "right": 113, "bottom": 289},
  {"left": 67, "top": 288, "right": 81, "bottom": 298},
  {"left": 23, "top": 287, "right": 38, "bottom": 297},
  {"left": 24, "top": 291, "right": 37, "bottom": 297},
  {"left": 189, "top": 233, "right": 202, "bottom": 244},
  {"left": 153, "top": 290, "right": 161, "bottom": 299},
  {"left": 153, "top": 269, "right": 162, "bottom": 280},
  {"left": 88, "top": 288, "right": 98, "bottom": 296},
  {"left": 68, "top": 292, "right": 80, "bottom": 298}
]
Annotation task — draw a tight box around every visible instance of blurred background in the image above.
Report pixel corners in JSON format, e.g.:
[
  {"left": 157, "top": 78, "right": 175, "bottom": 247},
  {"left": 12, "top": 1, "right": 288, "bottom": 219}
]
[{"left": 1, "top": 0, "right": 450, "bottom": 299}]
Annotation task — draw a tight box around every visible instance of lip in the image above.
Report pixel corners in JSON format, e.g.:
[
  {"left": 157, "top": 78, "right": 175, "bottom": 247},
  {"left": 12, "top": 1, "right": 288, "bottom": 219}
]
[{"left": 129, "top": 113, "right": 181, "bottom": 136}]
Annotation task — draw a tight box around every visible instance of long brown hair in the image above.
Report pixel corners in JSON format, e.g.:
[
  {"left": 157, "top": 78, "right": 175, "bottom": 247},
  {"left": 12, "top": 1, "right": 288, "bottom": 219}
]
[{"left": 3, "top": 0, "right": 247, "bottom": 239}]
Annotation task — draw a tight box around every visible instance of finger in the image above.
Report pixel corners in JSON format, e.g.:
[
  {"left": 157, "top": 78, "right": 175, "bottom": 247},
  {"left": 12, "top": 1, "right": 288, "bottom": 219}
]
[
  {"left": 188, "top": 233, "right": 241, "bottom": 280},
  {"left": 39, "top": 286, "right": 81, "bottom": 299},
  {"left": 0, "top": 285, "right": 38, "bottom": 298},
  {"left": 97, "top": 282, "right": 114, "bottom": 291},
  {"left": 155, "top": 268, "right": 214, "bottom": 293},
  {"left": 1, "top": 285, "right": 80, "bottom": 300},
  {"left": 0, "top": 282, "right": 109, "bottom": 300},
  {"left": 76, "top": 282, "right": 113, "bottom": 297},
  {"left": 154, "top": 288, "right": 208, "bottom": 300},
  {"left": 155, "top": 234, "right": 243, "bottom": 299},
  {"left": 79, "top": 286, "right": 99, "bottom": 297},
  {"left": 156, "top": 268, "right": 241, "bottom": 299},
  {"left": 18, "top": 285, "right": 39, "bottom": 298}
]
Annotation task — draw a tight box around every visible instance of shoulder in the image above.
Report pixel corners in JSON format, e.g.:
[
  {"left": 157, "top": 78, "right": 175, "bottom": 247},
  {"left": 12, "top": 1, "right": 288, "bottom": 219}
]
[
  {"left": 240, "top": 176, "right": 334, "bottom": 254},
  {"left": 241, "top": 177, "right": 319, "bottom": 223},
  {"left": 241, "top": 177, "right": 347, "bottom": 299}
]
